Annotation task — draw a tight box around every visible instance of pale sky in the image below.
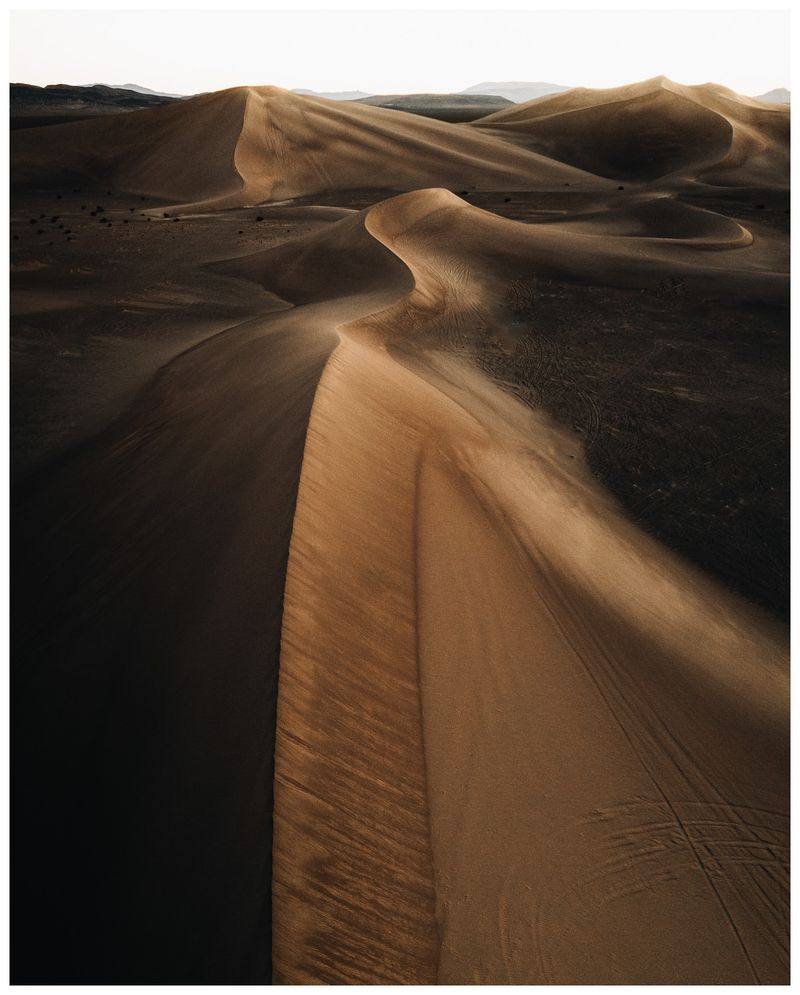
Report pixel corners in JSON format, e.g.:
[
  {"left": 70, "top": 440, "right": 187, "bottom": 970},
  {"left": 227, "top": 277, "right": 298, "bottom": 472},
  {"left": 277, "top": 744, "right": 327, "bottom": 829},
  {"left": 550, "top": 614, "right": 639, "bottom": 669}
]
[{"left": 9, "top": 9, "right": 791, "bottom": 97}]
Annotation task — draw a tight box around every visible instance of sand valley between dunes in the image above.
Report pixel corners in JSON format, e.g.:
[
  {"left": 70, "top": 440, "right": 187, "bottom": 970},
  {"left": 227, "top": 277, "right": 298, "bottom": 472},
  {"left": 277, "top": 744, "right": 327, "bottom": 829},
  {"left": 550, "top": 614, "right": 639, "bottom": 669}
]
[{"left": 11, "top": 79, "right": 789, "bottom": 984}]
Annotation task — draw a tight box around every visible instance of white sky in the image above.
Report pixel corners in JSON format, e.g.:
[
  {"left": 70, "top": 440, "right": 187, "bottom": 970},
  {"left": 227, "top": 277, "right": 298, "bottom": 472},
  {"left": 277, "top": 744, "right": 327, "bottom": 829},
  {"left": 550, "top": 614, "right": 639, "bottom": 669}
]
[{"left": 9, "top": 8, "right": 791, "bottom": 97}]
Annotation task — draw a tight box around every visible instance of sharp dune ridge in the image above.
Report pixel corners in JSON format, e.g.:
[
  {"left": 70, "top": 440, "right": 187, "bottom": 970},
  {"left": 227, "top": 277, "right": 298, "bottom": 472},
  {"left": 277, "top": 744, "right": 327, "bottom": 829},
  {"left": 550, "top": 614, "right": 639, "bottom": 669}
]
[{"left": 10, "top": 73, "right": 789, "bottom": 984}]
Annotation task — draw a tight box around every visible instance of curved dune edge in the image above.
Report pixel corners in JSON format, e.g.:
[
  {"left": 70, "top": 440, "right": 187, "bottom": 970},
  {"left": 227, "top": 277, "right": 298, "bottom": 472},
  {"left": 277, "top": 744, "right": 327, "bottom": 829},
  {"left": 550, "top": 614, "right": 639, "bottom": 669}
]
[{"left": 272, "top": 190, "right": 788, "bottom": 983}]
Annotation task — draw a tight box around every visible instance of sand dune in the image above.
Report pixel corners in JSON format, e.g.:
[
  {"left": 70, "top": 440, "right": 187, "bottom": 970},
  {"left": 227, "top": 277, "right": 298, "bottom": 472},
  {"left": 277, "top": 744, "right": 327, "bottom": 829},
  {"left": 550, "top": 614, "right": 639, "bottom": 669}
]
[
  {"left": 11, "top": 75, "right": 789, "bottom": 985},
  {"left": 363, "top": 187, "right": 786, "bottom": 310},
  {"left": 12, "top": 85, "right": 612, "bottom": 211},
  {"left": 13, "top": 79, "right": 786, "bottom": 211},
  {"left": 218, "top": 186, "right": 785, "bottom": 316},
  {"left": 267, "top": 188, "right": 788, "bottom": 983},
  {"left": 474, "top": 76, "right": 789, "bottom": 187}
]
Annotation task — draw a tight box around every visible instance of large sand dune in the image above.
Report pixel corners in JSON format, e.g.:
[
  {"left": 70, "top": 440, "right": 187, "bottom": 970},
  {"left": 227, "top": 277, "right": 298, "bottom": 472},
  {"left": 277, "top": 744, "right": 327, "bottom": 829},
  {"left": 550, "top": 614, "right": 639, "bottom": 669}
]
[
  {"left": 262, "top": 189, "right": 788, "bottom": 983},
  {"left": 473, "top": 76, "right": 789, "bottom": 187},
  {"left": 11, "top": 85, "right": 611, "bottom": 211}
]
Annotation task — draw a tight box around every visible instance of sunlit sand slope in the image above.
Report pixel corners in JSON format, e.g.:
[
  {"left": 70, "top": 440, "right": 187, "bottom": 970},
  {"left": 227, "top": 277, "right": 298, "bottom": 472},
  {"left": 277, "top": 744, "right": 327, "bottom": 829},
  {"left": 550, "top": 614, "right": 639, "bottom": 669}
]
[
  {"left": 271, "top": 189, "right": 788, "bottom": 984},
  {"left": 11, "top": 85, "right": 612, "bottom": 211}
]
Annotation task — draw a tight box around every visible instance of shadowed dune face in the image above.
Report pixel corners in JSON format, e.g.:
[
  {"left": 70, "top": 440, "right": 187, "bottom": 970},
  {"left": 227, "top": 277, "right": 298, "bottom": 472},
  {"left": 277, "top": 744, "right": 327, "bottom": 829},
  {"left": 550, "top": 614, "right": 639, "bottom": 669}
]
[
  {"left": 11, "top": 213, "right": 413, "bottom": 983},
  {"left": 474, "top": 77, "right": 789, "bottom": 186},
  {"left": 12, "top": 88, "right": 250, "bottom": 208}
]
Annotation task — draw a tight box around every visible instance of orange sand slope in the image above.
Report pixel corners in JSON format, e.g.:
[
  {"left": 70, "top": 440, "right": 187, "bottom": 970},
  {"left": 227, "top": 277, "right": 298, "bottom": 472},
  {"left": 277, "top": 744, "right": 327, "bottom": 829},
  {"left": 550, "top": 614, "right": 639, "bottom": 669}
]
[
  {"left": 473, "top": 76, "right": 790, "bottom": 187},
  {"left": 259, "top": 190, "right": 789, "bottom": 984},
  {"left": 11, "top": 85, "right": 611, "bottom": 211}
]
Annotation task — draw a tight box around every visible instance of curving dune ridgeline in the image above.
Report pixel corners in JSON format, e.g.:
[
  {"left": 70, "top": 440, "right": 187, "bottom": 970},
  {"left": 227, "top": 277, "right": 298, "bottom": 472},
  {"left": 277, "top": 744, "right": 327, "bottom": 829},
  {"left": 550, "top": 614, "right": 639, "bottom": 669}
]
[{"left": 266, "top": 190, "right": 788, "bottom": 984}]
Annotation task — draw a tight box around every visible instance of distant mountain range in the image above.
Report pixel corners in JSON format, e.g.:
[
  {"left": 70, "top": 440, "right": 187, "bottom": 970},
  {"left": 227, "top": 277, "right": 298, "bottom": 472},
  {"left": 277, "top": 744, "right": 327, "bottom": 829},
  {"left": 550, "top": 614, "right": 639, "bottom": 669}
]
[
  {"left": 355, "top": 93, "right": 513, "bottom": 122},
  {"left": 10, "top": 83, "right": 181, "bottom": 128},
  {"left": 10, "top": 80, "right": 790, "bottom": 133},
  {"left": 292, "top": 88, "right": 370, "bottom": 101},
  {"left": 102, "top": 82, "right": 187, "bottom": 99},
  {"left": 754, "top": 88, "right": 790, "bottom": 104},
  {"left": 460, "top": 81, "right": 571, "bottom": 102},
  {"left": 293, "top": 82, "right": 571, "bottom": 103}
]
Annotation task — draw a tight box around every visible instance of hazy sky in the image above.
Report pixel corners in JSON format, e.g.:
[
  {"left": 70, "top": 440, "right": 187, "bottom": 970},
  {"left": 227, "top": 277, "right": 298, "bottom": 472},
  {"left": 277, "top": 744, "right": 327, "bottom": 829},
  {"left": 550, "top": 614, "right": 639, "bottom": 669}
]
[{"left": 10, "top": 8, "right": 790, "bottom": 96}]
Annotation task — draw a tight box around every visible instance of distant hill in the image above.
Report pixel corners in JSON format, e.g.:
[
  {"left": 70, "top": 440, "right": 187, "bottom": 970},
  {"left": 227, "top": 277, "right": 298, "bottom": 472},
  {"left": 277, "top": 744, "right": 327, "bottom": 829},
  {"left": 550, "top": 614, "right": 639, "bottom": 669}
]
[
  {"left": 355, "top": 92, "right": 512, "bottom": 123},
  {"left": 754, "top": 88, "right": 790, "bottom": 104},
  {"left": 107, "top": 82, "right": 187, "bottom": 99},
  {"left": 10, "top": 82, "right": 180, "bottom": 129},
  {"left": 461, "top": 81, "right": 571, "bottom": 103},
  {"left": 293, "top": 88, "right": 371, "bottom": 101}
]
